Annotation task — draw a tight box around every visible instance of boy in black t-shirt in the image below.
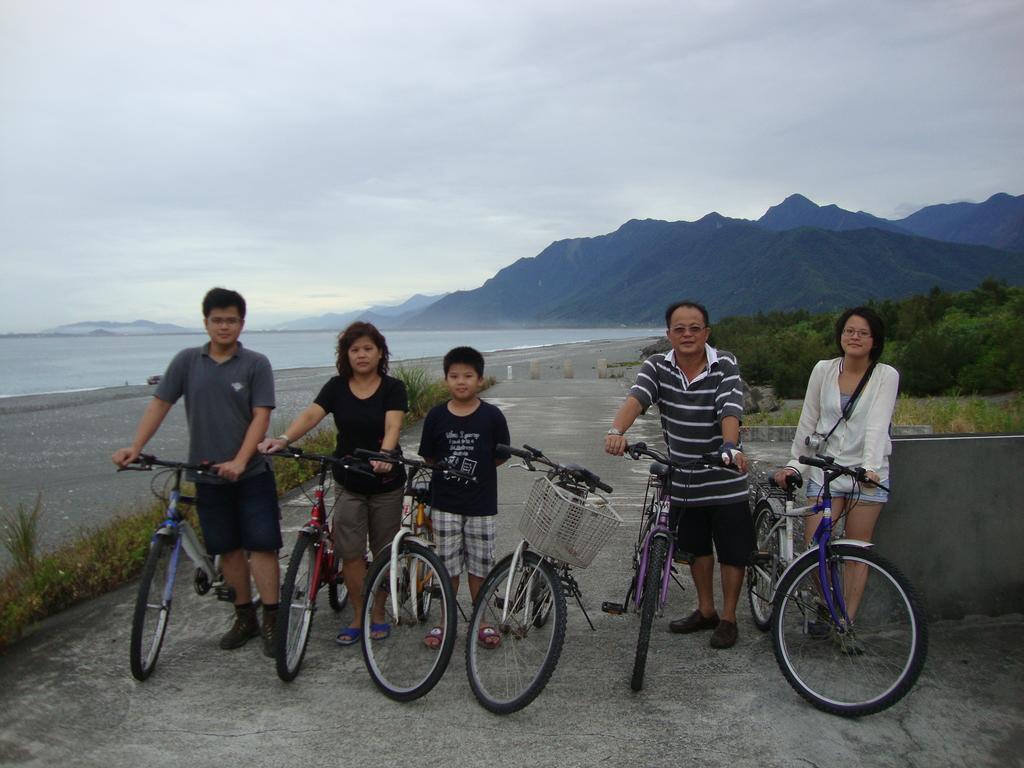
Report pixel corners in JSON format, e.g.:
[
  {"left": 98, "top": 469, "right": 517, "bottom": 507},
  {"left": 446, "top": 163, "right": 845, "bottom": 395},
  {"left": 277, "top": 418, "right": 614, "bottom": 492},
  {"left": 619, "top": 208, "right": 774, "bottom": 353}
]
[{"left": 418, "top": 347, "right": 510, "bottom": 650}]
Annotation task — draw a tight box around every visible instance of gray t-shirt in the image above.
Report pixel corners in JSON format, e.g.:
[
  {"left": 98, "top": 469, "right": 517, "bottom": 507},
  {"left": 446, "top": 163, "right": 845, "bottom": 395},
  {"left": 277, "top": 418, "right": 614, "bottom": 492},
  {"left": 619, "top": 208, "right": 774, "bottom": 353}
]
[{"left": 155, "top": 342, "right": 275, "bottom": 483}]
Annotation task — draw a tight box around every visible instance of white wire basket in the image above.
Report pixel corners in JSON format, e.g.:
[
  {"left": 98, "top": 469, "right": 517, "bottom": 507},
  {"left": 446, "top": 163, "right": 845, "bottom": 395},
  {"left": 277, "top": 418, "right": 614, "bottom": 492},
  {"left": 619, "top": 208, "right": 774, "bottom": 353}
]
[{"left": 518, "top": 476, "right": 621, "bottom": 568}]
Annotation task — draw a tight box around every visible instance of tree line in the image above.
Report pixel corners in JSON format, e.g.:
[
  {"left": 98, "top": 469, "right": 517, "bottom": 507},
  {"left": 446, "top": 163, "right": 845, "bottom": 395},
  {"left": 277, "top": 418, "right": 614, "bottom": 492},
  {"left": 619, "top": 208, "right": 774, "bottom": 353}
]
[{"left": 711, "top": 279, "right": 1024, "bottom": 397}]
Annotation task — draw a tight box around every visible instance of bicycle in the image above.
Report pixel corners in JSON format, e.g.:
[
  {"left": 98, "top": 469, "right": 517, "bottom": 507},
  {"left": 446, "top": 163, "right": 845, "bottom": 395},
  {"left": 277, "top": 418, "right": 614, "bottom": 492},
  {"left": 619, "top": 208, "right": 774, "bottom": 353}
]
[
  {"left": 466, "top": 444, "right": 620, "bottom": 714},
  {"left": 769, "top": 454, "right": 928, "bottom": 716},
  {"left": 119, "top": 454, "right": 244, "bottom": 681},
  {"left": 601, "top": 442, "right": 736, "bottom": 691},
  {"left": 746, "top": 470, "right": 805, "bottom": 631},
  {"left": 353, "top": 448, "right": 473, "bottom": 702},
  {"left": 265, "top": 446, "right": 357, "bottom": 682}
]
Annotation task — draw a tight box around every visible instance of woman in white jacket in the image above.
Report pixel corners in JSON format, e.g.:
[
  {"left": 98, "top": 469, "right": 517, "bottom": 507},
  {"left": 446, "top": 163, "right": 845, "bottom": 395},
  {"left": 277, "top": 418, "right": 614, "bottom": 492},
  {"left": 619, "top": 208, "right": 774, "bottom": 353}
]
[{"left": 773, "top": 306, "right": 898, "bottom": 620}]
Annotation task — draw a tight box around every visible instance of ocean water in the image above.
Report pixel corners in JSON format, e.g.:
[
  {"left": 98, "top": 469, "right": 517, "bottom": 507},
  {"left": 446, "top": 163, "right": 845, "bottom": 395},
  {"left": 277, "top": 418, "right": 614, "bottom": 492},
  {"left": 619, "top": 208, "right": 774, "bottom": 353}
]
[{"left": 0, "top": 328, "right": 659, "bottom": 397}]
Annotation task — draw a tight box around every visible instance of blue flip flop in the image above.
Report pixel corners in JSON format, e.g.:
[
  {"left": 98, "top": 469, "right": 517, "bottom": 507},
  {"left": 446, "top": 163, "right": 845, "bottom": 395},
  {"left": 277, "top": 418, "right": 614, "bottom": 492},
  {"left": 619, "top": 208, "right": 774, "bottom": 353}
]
[
  {"left": 369, "top": 622, "right": 391, "bottom": 640},
  {"left": 336, "top": 626, "right": 362, "bottom": 646}
]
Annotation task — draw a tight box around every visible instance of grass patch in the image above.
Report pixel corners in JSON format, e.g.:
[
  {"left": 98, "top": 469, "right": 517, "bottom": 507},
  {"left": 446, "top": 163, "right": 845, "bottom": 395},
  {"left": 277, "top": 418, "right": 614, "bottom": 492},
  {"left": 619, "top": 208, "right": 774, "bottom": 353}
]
[
  {"left": 744, "top": 393, "right": 1023, "bottom": 433},
  {"left": 0, "top": 368, "right": 464, "bottom": 651}
]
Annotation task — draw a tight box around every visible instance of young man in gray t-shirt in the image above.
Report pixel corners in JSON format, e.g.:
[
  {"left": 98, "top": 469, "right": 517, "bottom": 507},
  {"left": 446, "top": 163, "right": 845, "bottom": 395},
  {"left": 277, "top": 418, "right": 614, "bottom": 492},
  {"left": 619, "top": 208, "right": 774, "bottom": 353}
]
[{"left": 113, "top": 288, "right": 281, "bottom": 656}]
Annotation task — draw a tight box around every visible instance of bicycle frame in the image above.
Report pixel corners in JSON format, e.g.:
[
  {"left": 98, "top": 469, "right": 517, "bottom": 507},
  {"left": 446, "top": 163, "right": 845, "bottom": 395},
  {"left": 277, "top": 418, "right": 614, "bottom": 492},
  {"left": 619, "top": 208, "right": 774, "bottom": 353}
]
[
  {"left": 773, "top": 465, "right": 877, "bottom": 634},
  {"left": 153, "top": 469, "right": 218, "bottom": 592},
  {"left": 633, "top": 472, "right": 676, "bottom": 613}
]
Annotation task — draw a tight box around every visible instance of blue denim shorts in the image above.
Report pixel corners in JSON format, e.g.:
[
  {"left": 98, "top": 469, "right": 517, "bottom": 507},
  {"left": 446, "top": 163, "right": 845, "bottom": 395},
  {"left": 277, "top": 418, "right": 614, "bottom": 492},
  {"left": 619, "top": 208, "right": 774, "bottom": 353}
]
[
  {"left": 195, "top": 469, "right": 282, "bottom": 554},
  {"left": 806, "top": 477, "right": 889, "bottom": 504}
]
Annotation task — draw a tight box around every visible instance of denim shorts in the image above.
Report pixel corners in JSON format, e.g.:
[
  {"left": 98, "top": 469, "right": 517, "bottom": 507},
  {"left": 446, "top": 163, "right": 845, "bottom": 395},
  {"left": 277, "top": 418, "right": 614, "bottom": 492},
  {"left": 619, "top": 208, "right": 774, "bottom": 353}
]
[
  {"left": 806, "top": 477, "right": 889, "bottom": 504},
  {"left": 195, "top": 469, "right": 282, "bottom": 555}
]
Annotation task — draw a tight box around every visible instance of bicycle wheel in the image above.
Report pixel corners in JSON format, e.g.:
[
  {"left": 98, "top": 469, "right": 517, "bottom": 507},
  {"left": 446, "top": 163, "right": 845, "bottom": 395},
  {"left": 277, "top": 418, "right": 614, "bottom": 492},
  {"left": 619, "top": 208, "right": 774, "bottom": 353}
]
[
  {"left": 361, "top": 540, "right": 457, "bottom": 702},
  {"left": 466, "top": 550, "right": 566, "bottom": 714},
  {"left": 771, "top": 544, "right": 928, "bottom": 716},
  {"left": 276, "top": 531, "right": 320, "bottom": 682},
  {"left": 130, "top": 533, "right": 178, "bottom": 681},
  {"left": 631, "top": 535, "right": 667, "bottom": 691},
  {"left": 747, "top": 500, "right": 780, "bottom": 631},
  {"left": 328, "top": 576, "right": 348, "bottom": 612}
]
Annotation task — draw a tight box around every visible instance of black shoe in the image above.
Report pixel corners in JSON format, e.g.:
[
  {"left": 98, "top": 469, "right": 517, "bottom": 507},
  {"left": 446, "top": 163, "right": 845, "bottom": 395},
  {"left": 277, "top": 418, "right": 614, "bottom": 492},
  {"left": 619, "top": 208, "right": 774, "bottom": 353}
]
[
  {"left": 710, "top": 620, "right": 738, "bottom": 649},
  {"left": 669, "top": 609, "right": 720, "bottom": 634},
  {"left": 220, "top": 604, "right": 259, "bottom": 650}
]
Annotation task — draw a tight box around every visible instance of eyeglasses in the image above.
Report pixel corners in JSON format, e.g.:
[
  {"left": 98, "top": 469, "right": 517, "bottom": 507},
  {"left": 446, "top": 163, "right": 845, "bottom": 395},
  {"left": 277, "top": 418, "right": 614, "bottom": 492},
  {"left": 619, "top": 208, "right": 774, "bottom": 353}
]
[
  {"left": 842, "top": 328, "right": 871, "bottom": 339},
  {"left": 670, "top": 324, "right": 706, "bottom": 336},
  {"left": 208, "top": 317, "right": 241, "bottom": 327}
]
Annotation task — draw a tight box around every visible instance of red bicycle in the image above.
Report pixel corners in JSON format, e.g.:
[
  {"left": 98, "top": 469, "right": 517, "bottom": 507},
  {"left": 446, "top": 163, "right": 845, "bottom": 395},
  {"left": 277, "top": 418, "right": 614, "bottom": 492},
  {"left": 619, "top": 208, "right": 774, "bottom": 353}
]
[{"left": 269, "top": 447, "right": 367, "bottom": 681}]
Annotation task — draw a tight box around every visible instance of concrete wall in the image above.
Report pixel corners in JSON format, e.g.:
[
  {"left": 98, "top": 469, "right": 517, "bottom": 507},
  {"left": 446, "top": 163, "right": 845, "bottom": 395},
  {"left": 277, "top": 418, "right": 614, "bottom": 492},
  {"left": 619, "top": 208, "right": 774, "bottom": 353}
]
[{"left": 873, "top": 433, "right": 1024, "bottom": 620}]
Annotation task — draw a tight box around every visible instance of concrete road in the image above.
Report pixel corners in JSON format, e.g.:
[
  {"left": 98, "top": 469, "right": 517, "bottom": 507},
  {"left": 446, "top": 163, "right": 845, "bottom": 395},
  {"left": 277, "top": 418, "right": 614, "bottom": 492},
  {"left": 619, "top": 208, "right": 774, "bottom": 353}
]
[{"left": 0, "top": 373, "right": 1021, "bottom": 767}]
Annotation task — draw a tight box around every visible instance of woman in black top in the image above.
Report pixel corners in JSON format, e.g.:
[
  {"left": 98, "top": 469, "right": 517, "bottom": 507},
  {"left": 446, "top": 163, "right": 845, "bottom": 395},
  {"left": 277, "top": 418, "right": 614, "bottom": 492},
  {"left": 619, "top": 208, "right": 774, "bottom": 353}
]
[{"left": 260, "top": 322, "right": 408, "bottom": 645}]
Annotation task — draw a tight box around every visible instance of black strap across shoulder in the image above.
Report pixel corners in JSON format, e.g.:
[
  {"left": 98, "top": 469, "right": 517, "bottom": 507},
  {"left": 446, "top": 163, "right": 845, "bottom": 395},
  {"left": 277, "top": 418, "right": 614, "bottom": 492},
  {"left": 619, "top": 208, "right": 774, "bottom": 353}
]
[{"left": 822, "top": 360, "right": 877, "bottom": 443}]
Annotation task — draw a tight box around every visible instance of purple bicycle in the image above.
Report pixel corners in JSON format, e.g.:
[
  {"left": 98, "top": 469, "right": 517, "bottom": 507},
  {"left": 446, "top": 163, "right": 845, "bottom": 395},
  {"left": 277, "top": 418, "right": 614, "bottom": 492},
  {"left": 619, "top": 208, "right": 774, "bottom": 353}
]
[{"left": 602, "top": 442, "right": 734, "bottom": 691}]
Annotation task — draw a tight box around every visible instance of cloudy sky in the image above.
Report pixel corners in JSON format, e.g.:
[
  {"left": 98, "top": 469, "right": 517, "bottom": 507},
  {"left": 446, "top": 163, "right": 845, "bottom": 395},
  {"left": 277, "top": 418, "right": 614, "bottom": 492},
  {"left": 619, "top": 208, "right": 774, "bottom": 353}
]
[{"left": 1, "top": 0, "right": 1021, "bottom": 332}]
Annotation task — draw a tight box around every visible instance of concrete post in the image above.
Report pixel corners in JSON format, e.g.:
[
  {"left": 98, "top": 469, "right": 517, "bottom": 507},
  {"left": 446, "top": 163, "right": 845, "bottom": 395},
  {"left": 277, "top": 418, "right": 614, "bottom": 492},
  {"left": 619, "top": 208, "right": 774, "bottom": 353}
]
[
  {"left": 563, "top": 359, "right": 574, "bottom": 379},
  {"left": 597, "top": 358, "right": 608, "bottom": 379},
  {"left": 529, "top": 360, "right": 540, "bottom": 379}
]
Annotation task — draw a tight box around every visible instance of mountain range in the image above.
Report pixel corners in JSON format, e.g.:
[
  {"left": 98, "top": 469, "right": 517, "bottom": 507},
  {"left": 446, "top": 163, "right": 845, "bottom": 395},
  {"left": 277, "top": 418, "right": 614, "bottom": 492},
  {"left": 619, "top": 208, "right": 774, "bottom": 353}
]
[
  {"left": 394, "top": 191, "right": 1024, "bottom": 327},
  {"left": 48, "top": 192, "right": 1024, "bottom": 333}
]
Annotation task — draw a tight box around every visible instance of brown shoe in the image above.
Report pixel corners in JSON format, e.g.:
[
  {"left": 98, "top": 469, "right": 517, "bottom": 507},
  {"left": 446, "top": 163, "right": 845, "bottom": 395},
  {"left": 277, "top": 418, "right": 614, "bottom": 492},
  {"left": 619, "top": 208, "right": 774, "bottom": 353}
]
[
  {"left": 669, "top": 609, "right": 720, "bottom": 634},
  {"left": 220, "top": 603, "right": 259, "bottom": 650},
  {"left": 710, "top": 619, "right": 738, "bottom": 649}
]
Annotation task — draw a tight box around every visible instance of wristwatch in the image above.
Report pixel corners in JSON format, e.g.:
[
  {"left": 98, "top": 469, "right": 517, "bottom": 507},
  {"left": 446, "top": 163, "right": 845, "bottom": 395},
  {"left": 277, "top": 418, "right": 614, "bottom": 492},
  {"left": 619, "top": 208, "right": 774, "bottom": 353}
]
[{"left": 607, "top": 427, "right": 623, "bottom": 436}]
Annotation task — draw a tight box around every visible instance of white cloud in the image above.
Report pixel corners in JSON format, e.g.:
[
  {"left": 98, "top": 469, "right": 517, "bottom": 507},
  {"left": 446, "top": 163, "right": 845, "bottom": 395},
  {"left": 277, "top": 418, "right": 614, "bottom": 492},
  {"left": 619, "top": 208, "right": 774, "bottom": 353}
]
[{"left": 1, "top": 0, "right": 1022, "bottom": 331}]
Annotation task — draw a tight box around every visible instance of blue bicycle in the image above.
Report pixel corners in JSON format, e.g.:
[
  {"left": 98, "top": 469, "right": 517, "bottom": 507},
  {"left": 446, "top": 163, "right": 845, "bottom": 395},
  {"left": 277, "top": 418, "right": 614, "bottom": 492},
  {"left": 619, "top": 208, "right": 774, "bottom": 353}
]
[
  {"left": 769, "top": 454, "right": 928, "bottom": 716},
  {"left": 121, "top": 454, "right": 240, "bottom": 681}
]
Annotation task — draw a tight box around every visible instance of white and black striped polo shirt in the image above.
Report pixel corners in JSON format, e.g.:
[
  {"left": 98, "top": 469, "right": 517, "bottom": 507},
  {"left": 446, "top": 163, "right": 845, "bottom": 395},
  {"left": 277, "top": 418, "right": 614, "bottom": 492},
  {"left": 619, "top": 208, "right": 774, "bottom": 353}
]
[{"left": 628, "top": 345, "right": 748, "bottom": 506}]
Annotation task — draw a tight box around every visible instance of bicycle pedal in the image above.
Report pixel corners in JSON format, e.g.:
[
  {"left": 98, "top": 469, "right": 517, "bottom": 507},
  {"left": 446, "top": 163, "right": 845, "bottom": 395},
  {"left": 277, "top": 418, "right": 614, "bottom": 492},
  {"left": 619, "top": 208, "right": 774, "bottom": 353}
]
[
  {"left": 601, "top": 601, "right": 625, "bottom": 615},
  {"left": 213, "top": 584, "right": 236, "bottom": 603},
  {"left": 751, "top": 551, "right": 773, "bottom": 565}
]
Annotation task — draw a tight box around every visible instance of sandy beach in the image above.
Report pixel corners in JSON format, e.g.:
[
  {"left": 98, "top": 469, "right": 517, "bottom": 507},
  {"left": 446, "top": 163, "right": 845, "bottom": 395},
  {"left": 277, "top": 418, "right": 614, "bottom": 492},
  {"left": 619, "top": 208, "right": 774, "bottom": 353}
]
[{"left": 0, "top": 335, "right": 658, "bottom": 565}]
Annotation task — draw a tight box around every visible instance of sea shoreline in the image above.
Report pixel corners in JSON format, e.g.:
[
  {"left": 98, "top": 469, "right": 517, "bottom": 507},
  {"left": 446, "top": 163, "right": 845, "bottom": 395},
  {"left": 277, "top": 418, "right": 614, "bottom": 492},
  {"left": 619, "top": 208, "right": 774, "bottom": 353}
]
[{"left": 0, "top": 335, "right": 659, "bottom": 565}]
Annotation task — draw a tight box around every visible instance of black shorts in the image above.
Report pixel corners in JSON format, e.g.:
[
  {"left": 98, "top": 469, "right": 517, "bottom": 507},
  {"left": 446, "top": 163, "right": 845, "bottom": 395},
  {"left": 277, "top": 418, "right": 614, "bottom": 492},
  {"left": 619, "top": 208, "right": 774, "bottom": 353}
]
[
  {"left": 673, "top": 500, "right": 755, "bottom": 567},
  {"left": 195, "top": 470, "right": 282, "bottom": 555}
]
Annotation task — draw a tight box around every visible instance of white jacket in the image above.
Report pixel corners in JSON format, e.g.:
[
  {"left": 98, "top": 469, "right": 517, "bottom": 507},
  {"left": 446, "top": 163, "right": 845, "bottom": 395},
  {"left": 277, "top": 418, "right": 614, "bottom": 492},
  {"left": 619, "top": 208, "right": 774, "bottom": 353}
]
[{"left": 786, "top": 358, "right": 899, "bottom": 492}]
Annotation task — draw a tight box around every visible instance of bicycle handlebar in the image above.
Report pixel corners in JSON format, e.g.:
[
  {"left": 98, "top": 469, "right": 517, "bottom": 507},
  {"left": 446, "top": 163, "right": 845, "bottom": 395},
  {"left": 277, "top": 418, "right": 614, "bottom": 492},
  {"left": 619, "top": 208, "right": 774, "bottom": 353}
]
[
  {"left": 268, "top": 445, "right": 376, "bottom": 478},
  {"left": 798, "top": 454, "right": 890, "bottom": 492},
  {"left": 495, "top": 444, "right": 613, "bottom": 494},
  {"left": 624, "top": 442, "right": 738, "bottom": 473},
  {"left": 117, "top": 454, "right": 215, "bottom": 474},
  {"left": 353, "top": 448, "right": 478, "bottom": 483}
]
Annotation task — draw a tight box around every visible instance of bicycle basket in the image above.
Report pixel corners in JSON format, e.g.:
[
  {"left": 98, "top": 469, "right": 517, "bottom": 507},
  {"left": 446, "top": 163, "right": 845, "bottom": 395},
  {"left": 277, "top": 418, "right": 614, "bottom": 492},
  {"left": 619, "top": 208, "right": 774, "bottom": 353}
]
[{"left": 518, "top": 476, "right": 621, "bottom": 568}]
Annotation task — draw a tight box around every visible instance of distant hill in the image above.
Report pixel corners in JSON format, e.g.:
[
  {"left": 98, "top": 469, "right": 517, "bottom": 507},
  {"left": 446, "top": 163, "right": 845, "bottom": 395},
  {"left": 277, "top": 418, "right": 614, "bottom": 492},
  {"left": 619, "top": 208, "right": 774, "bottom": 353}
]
[
  {"left": 404, "top": 215, "right": 1024, "bottom": 327},
  {"left": 277, "top": 293, "right": 447, "bottom": 331},
  {"left": 894, "top": 192, "right": 1024, "bottom": 252},
  {"left": 48, "top": 320, "right": 195, "bottom": 335},
  {"left": 757, "top": 192, "right": 1024, "bottom": 252},
  {"left": 758, "top": 193, "right": 909, "bottom": 235}
]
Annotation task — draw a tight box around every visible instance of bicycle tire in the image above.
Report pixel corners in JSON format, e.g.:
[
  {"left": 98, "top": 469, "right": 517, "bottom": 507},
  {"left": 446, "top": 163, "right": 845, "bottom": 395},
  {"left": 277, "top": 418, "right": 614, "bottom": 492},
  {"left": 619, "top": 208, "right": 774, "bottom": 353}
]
[
  {"left": 771, "top": 544, "right": 928, "bottom": 716},
  {"left": 276, "top": 531, "right": 319, "bottom": 682},
  {"left": 360, "top": 540, "right": 457, "bottom": 702},
  {"left": 747, "top": 500, "right": 780, "bottom": 631},
  {"left": 130, "top": 533, "right": 177, "bottom": 681},
  {"left": 413, "top": 557, "right": 433, "bottom": 618},
  {"left": 631, "top": 535, "right": 667, "bottom": 691},
  {"left": 328, "top": 578, "right": 348, "bottom": 612},
  {"left": 466, "top": 551, "right": 566, "bottom": 714}
]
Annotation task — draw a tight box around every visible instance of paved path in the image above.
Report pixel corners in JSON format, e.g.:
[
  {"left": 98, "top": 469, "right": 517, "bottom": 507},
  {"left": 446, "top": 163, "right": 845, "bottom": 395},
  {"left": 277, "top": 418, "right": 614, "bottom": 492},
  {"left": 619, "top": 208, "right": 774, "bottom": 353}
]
[{"left": 1, "top": 373, "right": 1021, "bottom": 767}]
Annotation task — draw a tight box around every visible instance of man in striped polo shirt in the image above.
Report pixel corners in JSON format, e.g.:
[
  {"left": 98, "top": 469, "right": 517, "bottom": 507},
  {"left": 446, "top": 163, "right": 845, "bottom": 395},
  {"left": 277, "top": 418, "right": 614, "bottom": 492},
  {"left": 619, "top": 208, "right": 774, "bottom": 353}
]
[{"left": 605, "top": 300, "right": 753, "bottom": 649}]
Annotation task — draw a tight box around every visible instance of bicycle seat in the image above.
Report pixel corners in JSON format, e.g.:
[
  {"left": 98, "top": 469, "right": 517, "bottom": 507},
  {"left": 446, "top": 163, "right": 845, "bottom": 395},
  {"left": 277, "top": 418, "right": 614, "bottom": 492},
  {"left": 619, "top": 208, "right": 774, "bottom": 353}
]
[
  {"left": 410, "top": 481, "right": 431, "bottom": 498},
  {"left": 649, "top": 461, "right": 669, "bottom": 479}
]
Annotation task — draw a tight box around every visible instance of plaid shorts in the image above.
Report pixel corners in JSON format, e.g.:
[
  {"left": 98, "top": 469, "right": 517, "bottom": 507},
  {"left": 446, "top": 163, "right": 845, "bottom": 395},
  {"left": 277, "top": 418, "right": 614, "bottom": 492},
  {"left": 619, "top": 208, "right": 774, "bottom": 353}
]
[{"left": 432, "top": 510, "right": 496, "bottom": 578}]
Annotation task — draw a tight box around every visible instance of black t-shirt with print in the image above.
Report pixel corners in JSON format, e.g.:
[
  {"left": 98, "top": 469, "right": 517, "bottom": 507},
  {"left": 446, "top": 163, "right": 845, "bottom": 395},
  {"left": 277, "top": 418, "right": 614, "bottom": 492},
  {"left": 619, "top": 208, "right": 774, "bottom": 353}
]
[
  {"left": 314, "top": 374, "right": 408, "bottom": 494},
  {"left": 417, "top": 400, "right": 510, "bottom": 517}
]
